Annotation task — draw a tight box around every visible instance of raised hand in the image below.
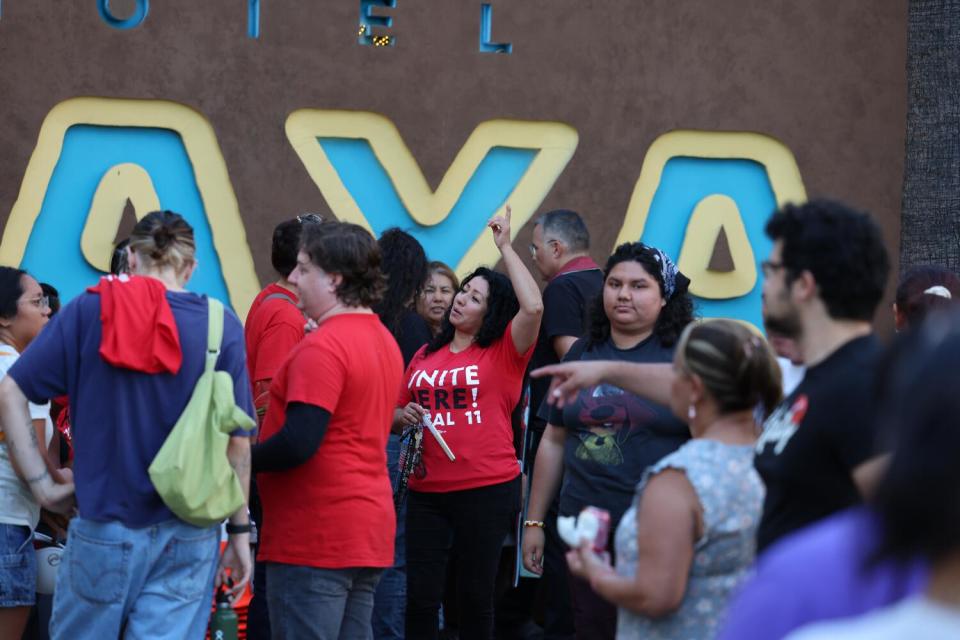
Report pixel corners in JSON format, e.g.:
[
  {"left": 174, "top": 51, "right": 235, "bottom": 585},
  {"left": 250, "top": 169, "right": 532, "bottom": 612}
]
[{"left": 488, "top": 204, "right": 513, "bottom": 249}]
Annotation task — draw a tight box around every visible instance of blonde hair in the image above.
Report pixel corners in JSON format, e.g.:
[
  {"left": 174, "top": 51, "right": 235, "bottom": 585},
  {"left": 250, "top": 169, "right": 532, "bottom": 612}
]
[{"left": 127, "top": 210, "right": 196, "bottom": 275}]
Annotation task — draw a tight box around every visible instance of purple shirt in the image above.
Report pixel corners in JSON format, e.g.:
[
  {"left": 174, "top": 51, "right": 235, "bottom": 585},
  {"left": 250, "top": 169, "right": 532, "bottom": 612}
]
[{"left": 717, "top": 507, "right": 927, "bottom": 640}]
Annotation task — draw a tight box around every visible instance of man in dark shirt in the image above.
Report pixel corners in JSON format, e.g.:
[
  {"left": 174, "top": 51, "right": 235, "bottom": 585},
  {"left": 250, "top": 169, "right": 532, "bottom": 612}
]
[
  {"left": 755, "top": 199, "right": 890, "bottom": 552},
  {"left": 511, "top": 209, "right": 602, "bottom": 640},
  {"left": 528, "top": 210, "right": 604, "bottom": 434}
]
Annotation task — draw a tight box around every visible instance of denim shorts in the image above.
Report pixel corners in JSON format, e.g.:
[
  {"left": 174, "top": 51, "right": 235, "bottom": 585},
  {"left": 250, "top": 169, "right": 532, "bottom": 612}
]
[{"left": 0, "top": 523, "right": 36, "bottom": 607}]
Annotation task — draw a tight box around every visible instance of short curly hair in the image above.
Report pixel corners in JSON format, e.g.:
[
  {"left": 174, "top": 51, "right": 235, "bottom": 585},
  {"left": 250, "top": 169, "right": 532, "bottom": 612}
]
[
  {"left": 587, "top": 242, "right": 694, "bottom": 349},
  {"left": 425, "top": 267, "right": 518, "bottom": 354},
  {"left": 766, "top": 199, "right": 889, "bottom": 322},
  {"left": 300, "top": 221, "right": 386, "bottom": 308}
]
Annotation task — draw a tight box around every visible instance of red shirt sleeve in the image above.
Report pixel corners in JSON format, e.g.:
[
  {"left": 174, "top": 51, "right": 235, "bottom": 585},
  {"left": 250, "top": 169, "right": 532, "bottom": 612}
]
[
  {"left": 496, "top": 321, "right": 535, "bottom": 376},
  {"left": 251, "top": 304, "right": 305, "bottom": 383}
]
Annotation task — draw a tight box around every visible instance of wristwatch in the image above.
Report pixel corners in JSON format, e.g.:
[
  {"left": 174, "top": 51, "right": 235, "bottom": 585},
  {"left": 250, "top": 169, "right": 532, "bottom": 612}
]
[{"left": 226, "top": 522, "right": 253, "bottom": 535}]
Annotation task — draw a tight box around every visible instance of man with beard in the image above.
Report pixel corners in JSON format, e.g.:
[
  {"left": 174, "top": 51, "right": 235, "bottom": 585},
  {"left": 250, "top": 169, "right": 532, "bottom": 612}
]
[{"left": 754, "top": 199, "right": 890, "bottom": 553}]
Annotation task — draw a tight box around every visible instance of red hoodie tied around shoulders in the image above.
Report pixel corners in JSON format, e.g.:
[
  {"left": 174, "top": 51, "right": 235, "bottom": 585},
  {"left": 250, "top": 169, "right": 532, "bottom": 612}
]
[{"left": 87, "top": 274, "right": 183, "bottom": 374}]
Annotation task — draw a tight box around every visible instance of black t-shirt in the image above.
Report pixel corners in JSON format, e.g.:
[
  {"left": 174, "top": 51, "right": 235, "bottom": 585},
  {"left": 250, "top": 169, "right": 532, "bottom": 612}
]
[
  {"left": 542, "top": 335, "right": 689, "bottom": 527},
  {"left": 395, "top": 310, "right": 432, "bottom": 367},
  {"left": 528, "top": 266, "right": 603, "bottom": 431},
  {"left": 754, "top": 334, "right": 882, "bottom": 552}
]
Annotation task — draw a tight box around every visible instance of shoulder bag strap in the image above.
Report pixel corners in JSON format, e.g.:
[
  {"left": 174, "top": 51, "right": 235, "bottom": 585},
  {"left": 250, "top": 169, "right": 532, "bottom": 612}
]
[
  {"left": 261, "top": 291, "right": 296, "bottom": 305},
  {"left": 206, "top": 298, "right": 225, "bottom": 372}
]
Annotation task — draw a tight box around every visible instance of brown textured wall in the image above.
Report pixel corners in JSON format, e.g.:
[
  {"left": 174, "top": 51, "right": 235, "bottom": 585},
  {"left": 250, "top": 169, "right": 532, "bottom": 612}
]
[{"left": 0, "top": 0, "right": 907, "bottom": 326}]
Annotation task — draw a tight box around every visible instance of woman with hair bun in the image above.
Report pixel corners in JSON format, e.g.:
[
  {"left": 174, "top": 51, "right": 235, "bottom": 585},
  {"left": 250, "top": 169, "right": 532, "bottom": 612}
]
[
  {"left": 534, "top": 319, "right": 782, "bottom": 640},
  {"left": 522, "top": 242, "right": 694, "bottom": 639},
  {"left": 0, "top": 210, "right": 256, "bottom": 639}
]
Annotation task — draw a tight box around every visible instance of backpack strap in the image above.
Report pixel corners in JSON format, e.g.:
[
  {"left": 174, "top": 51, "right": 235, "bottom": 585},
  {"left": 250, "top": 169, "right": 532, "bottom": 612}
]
[
  {"left": 206, "top": 298, "right": 225, "bottom": 372},
  {"left": 261, "top": 291, "right": 296, "bottom": 305}
]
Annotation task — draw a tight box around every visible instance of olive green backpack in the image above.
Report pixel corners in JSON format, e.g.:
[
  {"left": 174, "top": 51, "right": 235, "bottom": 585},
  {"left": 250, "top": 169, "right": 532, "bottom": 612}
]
[{"left": 148, "top": 298, "right": 256, "bottom": 527}]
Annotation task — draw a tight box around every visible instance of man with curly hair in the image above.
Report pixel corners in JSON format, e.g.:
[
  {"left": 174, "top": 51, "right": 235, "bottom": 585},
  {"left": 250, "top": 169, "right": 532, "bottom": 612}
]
[
  {"left": 252, "top": 221, "right": 404, "bottom": 640},
  {"left": 754, "top": 199, "right": 890, "bottom": 552}
]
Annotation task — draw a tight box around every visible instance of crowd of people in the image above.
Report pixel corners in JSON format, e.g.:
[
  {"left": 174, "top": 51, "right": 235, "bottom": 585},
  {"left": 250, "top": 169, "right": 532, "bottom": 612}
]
[{"left": 0, "top": 198, "right": 959, "bottom": 640}]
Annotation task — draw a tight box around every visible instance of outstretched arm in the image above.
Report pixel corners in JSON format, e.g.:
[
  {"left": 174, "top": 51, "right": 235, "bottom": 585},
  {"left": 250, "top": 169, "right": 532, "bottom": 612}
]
[
  {"left": 489, "top": 205, "right": 543, "bottom": 354},
  {"left": 531, "top": 360, "right": 675, "bottom": 409}
]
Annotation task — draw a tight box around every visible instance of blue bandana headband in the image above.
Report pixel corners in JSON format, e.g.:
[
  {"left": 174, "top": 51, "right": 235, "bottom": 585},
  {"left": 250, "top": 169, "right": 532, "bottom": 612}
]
[{"left": 650, "top": 247, "right": 680, "bottom": 299}]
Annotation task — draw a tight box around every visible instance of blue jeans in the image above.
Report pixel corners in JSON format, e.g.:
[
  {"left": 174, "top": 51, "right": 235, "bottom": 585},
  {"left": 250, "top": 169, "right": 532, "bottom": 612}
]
[
  {"left": 0, "top": 523, "right": 36, "bottom": 607},
  {"left": 372, "top": 433, "right": 406, "bottom": 640},
  {"left": 50, "top": 517, "right": 219, "bottom": 640},
  {"left": 266, "top": 563, "right": 382, "bottom": 640}
]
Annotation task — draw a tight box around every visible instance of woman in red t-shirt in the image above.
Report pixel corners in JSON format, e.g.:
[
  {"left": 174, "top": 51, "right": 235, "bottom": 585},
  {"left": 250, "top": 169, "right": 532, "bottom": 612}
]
[{"left": 395, "top": 207, "right": 543, "bottom": 640}]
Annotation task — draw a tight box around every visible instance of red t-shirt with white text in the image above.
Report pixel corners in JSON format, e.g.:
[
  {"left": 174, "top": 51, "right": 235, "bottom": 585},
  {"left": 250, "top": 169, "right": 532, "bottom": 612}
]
[
  {"left": 257, "top": 313, "right": 403, "bottom": 568},
  {"left": 398, "top": 322, "right": 531, "bottom": 493}
]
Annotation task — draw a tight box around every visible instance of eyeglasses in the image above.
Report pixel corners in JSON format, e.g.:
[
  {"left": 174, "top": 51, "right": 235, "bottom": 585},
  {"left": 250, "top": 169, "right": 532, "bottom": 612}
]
[
  {"left": 20, "top": 295, "right": 50, "bottom": 310},
  {"left": 760, "top": 260, "right": 787, "bottom": 277},
  {"left": 297, "top": 213, "right": 323, "bottom": 224}
]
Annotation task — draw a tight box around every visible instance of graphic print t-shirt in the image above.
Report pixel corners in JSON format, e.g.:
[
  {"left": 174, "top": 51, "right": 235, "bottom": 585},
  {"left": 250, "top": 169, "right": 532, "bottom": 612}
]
[
  {"left": 257, "top": 313, "right": 403, "bottom": 569},
  {"left": 754, "top": 335, "right": 882, "bottom": 552},
  {"left": 399, "top": 321, "right": 532, "bottom": 493},
  {"left": 545, "top": 335, "right": 689, "bottom": 526}
]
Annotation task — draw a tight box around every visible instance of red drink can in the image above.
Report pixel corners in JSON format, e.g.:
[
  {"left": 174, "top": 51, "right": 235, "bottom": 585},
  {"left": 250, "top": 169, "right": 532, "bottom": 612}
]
[{"left": 583, "top": 506, "right": 611, "bottom": 553}]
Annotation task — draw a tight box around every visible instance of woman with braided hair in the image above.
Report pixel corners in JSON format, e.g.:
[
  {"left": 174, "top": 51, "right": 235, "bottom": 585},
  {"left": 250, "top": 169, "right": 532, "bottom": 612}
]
[{"left": 533, "top": 319, "right": 782, "bottom": 639}]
